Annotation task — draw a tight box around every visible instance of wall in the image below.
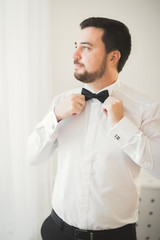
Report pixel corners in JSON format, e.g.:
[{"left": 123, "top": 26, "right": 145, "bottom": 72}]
[{"left": 50, "top": 0, "right": 160, "bottom": 102}]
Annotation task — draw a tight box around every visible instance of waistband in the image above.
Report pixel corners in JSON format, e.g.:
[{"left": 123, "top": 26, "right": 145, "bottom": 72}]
[{"left": 51, "top": 209, "right": 136, "bottom": 240}]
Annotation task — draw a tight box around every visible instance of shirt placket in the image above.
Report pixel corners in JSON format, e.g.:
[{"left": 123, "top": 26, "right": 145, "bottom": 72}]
[{"left": 79, "top": 101, "right": 98, "bottom": 229}]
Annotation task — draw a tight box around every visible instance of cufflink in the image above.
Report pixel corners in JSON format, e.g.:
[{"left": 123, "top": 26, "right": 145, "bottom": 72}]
[{"left": 114, "top": 134, "right": 120, "bottom": 140}]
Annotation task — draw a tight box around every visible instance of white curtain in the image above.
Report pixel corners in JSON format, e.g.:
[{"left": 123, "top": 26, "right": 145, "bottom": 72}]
[{"left": 0, "top": 0, "right": 55, "bottom": 239}]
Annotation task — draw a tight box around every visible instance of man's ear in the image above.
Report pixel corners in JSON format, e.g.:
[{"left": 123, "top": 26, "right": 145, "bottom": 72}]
[{"left": 109, "top": 50, "right": 121, "bottom": 65}]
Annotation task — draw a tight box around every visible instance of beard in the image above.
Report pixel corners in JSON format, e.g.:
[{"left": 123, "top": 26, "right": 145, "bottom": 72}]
[{"left": 74, "top": 55, "right": 107, "bottom": 83}]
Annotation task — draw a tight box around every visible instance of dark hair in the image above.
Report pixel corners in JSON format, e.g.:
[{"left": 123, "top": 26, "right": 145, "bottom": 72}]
[{"left": 80, "top": 17, "right": 131, "bottom": 73}]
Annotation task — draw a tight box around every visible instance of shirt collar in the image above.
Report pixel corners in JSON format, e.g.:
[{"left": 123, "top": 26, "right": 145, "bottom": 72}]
[{"left": 83, "top": 79, "right": 122, "bottom": 96}]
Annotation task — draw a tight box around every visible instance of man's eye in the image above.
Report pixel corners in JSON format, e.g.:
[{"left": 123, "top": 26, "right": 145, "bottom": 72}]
[{"left": 83, "top": 46, "right": 90, "bottom": 50}]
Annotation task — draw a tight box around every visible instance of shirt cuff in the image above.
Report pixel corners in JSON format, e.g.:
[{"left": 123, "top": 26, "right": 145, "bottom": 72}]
[
  {"left": 108, "top": 116, "right": 140, "bottom": 146},
  {"left": 36, "top": 109, "right": 59, "bottom": 139}
]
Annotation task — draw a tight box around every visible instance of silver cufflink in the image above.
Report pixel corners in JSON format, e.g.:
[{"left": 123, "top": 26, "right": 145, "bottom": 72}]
[{"left": 115, "top": 134, "right": 120, "bottom": 140}]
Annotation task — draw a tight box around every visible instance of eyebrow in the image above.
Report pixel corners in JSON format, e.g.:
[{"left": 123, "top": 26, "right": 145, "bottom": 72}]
[{"left": 75, "top": 41, "right": 93, "bottom": 46}]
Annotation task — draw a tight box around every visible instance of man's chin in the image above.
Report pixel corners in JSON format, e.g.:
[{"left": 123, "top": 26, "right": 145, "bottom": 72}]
[
  {"left": 74, "top": 73, "right": 95, "bottom": 83},
  {"left": 74, "top": 73, "right": 86, "bottom": 82}
]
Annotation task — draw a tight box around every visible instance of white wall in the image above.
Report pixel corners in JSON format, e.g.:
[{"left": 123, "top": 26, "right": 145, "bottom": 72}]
[{"left": 50, "top": 0, "right": 160, "bottom": 102}]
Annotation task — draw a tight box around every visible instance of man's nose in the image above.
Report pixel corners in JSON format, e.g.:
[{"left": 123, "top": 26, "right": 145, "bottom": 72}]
[{"left": 73, "top": 47, "right": 81, "bottom": 61}]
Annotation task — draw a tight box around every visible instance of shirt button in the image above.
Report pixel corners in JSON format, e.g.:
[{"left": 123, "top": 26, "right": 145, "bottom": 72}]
[{"left": 52, "top": 124, "right": 55, "bottom": 129}]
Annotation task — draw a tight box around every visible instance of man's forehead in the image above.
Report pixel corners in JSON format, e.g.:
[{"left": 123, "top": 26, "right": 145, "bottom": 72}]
[{"left": 75, "top": 27, "right": 104, "bottom": 45}]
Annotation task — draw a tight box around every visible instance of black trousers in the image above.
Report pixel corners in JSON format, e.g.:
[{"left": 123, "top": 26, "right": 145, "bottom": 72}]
[{"left": 41, "top": 212, "right": 137, "bottom": 240}]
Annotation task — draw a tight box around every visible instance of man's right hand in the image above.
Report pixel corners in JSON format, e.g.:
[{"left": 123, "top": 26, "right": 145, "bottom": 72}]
[{"left": 54, "top": 94, "right": 85, "bottom": 122}]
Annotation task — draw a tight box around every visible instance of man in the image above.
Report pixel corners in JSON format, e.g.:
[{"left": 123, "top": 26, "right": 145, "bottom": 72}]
[{"left": 27, "top": 17, "right": 160, "bottom": 240}]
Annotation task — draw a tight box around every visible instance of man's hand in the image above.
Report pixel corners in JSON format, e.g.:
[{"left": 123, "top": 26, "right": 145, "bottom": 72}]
[
  {"left": 102, "top": 97, "right": 124, "bottom": 127},
  {"left": 54, "top": 94, "right": 85, "bottom": 121}
]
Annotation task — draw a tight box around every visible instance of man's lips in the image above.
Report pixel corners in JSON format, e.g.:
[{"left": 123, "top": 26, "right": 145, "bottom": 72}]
[
  {"left": 74, "top": 64, "right": 83, "bottom": 69},
  {"left": 74, "top": 61, "right": 84, "bottom": 69}
]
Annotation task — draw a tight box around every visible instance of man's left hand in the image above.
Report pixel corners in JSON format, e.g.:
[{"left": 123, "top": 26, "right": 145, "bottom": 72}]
[{"left": 102, "top": 97, "right": 124, "bottom": 127}]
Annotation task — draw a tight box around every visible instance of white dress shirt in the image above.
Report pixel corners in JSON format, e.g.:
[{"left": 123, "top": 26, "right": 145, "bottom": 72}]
[{"left": 27, "top": 79, "right": 160, "bottom": 230}]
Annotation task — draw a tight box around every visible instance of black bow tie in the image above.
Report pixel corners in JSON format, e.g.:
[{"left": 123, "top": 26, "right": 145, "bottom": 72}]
[{"left": 81, "top": 88, "right": 109, "bottom": 103}]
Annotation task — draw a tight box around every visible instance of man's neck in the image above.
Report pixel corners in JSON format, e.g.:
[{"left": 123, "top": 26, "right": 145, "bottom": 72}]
[{"left": 87, "top": 73, "right": 118, "bottom": 92}]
